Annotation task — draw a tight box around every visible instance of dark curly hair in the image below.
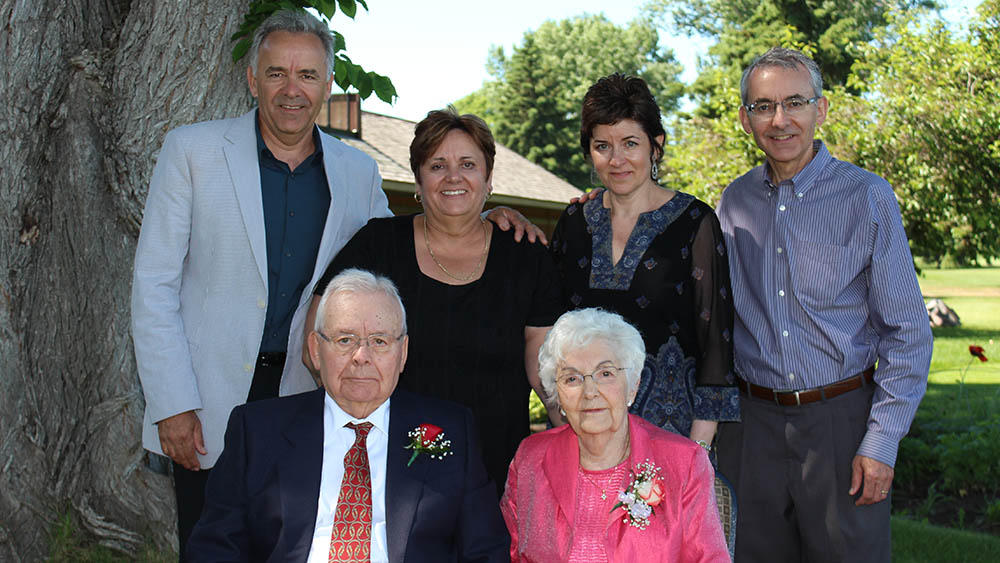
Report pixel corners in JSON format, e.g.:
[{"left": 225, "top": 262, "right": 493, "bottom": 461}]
[{"left": 580, "top": 73, "right": 665, "bottom": 166}]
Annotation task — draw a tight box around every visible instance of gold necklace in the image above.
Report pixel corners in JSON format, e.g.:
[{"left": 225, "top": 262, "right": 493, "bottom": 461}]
[
  {"left": 580, "top": 435, "right": 630, "bottom": 501},
  {"left": 422, "top": 215, "right": 489, "bottom": 282}
]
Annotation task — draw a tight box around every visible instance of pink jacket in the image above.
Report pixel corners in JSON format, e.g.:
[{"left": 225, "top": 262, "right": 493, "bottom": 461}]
[{"left": 501, "top": 414, "right": 729, "bottom": 562}]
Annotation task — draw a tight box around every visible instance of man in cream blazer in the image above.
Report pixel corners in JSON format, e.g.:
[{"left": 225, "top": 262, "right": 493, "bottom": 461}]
[{"left": 131, "top": 11, "right": 390, "bottom": 558}]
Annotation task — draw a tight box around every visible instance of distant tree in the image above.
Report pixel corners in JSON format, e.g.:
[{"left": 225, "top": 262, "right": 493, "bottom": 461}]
[
  {"left": 825, "top": 2, "right": 1000, "bottom": 264},
  {"left": 456, "top": 14, "right": 684, "bottom": 188},
  {"left": 644, "top": 0, "right": 936, "bottom": 115}
]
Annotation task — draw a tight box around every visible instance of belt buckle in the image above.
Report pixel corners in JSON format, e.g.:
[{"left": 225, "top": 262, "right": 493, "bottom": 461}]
[{"left": 772, "top": 388, "right": 801, "bottom": 406}]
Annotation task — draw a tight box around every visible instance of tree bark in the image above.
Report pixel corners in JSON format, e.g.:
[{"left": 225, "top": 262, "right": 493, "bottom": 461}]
[{"left": 0, "top": 1, "right": 251, "bottom": 558}]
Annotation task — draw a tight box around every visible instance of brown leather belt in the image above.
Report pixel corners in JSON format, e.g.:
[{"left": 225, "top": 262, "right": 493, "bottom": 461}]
[{"left": 736, "top": 367, "right": 875, "bottom": 406}]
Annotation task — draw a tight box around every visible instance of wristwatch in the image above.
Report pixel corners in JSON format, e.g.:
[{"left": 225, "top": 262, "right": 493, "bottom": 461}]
[{"left": 694, "top": 439, "right": 712, "bottom": 453}]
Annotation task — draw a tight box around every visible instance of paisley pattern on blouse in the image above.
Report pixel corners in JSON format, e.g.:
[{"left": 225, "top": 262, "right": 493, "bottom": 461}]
[{"left": 584, "top": 192, "right": 696, "bottom": 291}]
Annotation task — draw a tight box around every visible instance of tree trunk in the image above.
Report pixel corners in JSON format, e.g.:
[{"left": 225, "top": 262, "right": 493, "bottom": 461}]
[{"left": 0, "top": 1, "right": 251, "bottom": 558}]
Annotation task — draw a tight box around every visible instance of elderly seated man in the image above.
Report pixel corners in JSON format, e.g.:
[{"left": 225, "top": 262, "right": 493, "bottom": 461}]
[{"left": 188, "top": 268, "right": 509, "bottom": 562}]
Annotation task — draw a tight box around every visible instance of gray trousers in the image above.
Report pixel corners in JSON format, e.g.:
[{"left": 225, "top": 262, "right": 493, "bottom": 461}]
[{"left": 716, "top": 383, "right": 891, "bottom": 563}]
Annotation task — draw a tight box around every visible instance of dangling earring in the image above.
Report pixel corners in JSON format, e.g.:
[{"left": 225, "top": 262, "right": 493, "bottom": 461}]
[
  {"left": 414, "top": 191, "right": 422, "bottom": 204},
  {"left": 590, "top": 168, "right": 600, "bottom": 187},
  {"left": 559, "top": 407, "right": 566, "bottom": 417},
  {"left": 650, "top": 160, "right": 659, "bottom": 181}
]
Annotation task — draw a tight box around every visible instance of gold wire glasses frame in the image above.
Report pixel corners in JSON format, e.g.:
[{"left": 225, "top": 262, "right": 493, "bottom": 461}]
[
  {"left": 556, "top": 365, "right": 626, "bottom": 388},
  {"left": 744, "top": 96, "right": 821, "bottom": 120},
  {"left": 316, "top": 332, "right": 404, "bottom": 355}
]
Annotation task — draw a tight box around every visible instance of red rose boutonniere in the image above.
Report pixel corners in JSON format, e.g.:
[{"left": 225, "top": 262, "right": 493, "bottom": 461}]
[
  {"left": 405, "top": 423, "right": 453, "bottom": 467},
  {"left": 612, "top": 459, "right": 664, "bottom": 530}
]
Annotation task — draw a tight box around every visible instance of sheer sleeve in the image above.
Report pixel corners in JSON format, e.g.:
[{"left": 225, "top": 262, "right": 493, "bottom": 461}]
[{"left": 689, "top": 209, "right": 739, "bottom": 422}]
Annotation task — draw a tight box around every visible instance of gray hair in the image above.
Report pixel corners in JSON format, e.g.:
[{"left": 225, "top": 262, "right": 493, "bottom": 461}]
[
  {"left": 740, "top": 47, "right": 823, "bottom": 106},
  {"left": 314, "top": 269, "right": 407, "bottom": 335},
  {"left": 538, "top": 308, "right": 646, "bottom": 408},
  {"left": 249, "top": 10, "right": 336, "bottom": 80}
]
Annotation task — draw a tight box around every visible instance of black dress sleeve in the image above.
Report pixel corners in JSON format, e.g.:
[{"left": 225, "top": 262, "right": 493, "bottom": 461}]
[
  {"left": 524, "top": 240, "right": 565, "bottom": 327},
  {"left": 689, "top": 205, "right": 740, "bottom": 421},
  {"left": 313, "top": 218, "right": 382, "bottom": 296}
]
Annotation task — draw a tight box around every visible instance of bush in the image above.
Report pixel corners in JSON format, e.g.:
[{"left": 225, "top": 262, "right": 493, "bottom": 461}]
[{"left": 935, "top": 414, "right": 1000, "bottom": 495}]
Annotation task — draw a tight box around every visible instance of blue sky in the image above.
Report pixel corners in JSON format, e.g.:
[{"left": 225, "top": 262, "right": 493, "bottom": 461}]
[{"left": 332, "top": 0, "right": 982, "bottom": 122}]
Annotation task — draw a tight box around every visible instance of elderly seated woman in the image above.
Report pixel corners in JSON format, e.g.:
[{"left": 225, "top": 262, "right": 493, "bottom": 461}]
[{"left": 501, "top": 308, "right": 729, "bottom": 562}]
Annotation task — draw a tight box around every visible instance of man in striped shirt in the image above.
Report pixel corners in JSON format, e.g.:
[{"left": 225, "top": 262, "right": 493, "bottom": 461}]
[{"left": 715, "top": 47, "right": 933, "bottom": 562}]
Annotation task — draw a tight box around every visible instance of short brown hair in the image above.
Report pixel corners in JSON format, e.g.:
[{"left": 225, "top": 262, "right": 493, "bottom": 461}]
[
  {"left": 409, "top": 106, "right": 496, "bottom": 185},
  {"left": 580, "top": 73, "right": 665, "bottom": 165}
]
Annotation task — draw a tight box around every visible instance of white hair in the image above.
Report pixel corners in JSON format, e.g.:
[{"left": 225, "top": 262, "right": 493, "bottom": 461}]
[
  {"left": 249, "top": 9, "right": 336, "bottom": 80},
  {"left": 537, "top": 308, "right": 645, "bottom": 408},
  {"left": 314, "top": 268, "right": 406, "bottom": 334}
]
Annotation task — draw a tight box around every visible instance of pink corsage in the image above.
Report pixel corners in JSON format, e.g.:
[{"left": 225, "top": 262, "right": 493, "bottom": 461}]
[
  {"left": 404, "top": 423, "right": 453, "bottom": 467},
  {"left": 612, "top": 459, "right": 664, "bottom": 529}
]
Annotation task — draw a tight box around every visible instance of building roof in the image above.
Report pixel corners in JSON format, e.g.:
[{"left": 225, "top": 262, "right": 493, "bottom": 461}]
[{"left": 337, "top": 111, "right": 583, "bottom": 204}]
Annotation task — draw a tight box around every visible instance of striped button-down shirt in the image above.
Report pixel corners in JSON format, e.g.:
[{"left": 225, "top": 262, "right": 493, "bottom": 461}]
[{"left": 717, "top": 140, "right": 932, "bottom": 467}]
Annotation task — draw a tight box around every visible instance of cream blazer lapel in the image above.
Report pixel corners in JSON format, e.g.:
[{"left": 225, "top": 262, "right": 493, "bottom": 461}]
[{"left": 222, "top": 112, "right": 268, "bottom": 289}]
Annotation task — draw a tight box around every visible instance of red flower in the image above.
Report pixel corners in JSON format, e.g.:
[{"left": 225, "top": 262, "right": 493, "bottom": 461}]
[
  {"left": 418, "top": 423, "right": 443, "bottom": 446},
  {"left": 404, "top": 423, "right": 452, "bottom": 467},
  {"left": 969, "top": 345, "right": 988, "bottom": 362}
]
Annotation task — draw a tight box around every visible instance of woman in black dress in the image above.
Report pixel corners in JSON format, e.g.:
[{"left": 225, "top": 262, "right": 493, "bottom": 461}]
[
  {"left": 305, "top": 108, "right": 563, "bottom": 493},
  {"left": 550, "top": 74, "right": 738, "bottom": 455}
]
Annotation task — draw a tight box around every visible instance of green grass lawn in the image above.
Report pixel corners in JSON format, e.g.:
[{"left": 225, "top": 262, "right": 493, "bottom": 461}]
[
  {"left": 891, "top": 266, "right": 1000, "bottom": 539},
  {"left": 892, "top": 516, "right": 1000, "bottom": 562},
  {"left": 917, "top": 267, "right": 1000, "bottom": 386}
]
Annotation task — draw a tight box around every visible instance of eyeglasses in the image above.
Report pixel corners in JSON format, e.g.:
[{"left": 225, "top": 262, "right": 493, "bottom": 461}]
[
  {"left": 317, "top": 332, "right": 403, "bottom": 355},
  {"left": 556, "top": 365, "right": 625, "bottom": 388},
  {"left": 744, "top": 96, "right": 821, "bottom": 120}
]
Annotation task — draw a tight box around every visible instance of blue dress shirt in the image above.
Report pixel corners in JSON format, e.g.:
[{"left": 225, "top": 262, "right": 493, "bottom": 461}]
[
  {"left": 256, "top": 118, "right": 331, "bottom": 354},
  {"left": 717, "top": 140, "right": 932, "bottom": 467}
]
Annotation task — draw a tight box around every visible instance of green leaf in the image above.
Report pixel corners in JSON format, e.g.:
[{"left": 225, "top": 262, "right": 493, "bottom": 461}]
[
  {"left": 332, "top": 30, "right": 346, "bottom": 53},
  {"left": 337, "top": 0, "right": 358, "bottom": 19},
  {"left": 315, "top": 0, "right": 337, "bottom": 19},
  {"left": 232, "top": 38, "right": 252, "bottom": 63},
  {"left": 334, "top": 60, "right": 350, "bottom": 90},
  {"left": 373, "top": 74, "right": 397, "bottom": 103},
  {"left": 356, "top": 72, "right": 373, "bottom": 99}
]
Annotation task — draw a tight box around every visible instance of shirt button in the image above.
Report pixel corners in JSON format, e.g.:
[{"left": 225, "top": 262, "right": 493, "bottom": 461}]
[
  {"left": 797, "top": 192, "right": 803, "bottom": 198},
  {"left": 280, "top": 292, "right": 287, "bottom": 298},
  {"left": 288, "top": 211, "right": 295, "bottom": 217},
  {"left": 776, "top": 247, "right": 783, "bottom": 254},
  {"left": 788, "top": 373, "right": 795, "bottom": 380},
  {"left": 778, "top": 290, "right": 785, "bottom": 297},
  {"left": 257, "top": 298, "right": 266, "bottom": 309},
  {"left": 782, "top": 330, "right": 789, "bottom": 337},
  {"left": 779, "top": 204, "right": 787, "bottom": 211},
  {"left": 244, "top": 363, "right": 253, "bottom": 373},
  {"left": 286, "top": 252, "right": 292, "bottom": 257}
]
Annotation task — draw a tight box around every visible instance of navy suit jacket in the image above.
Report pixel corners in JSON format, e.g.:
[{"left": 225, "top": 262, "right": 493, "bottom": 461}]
[{"left": 187, "top": 388, "right": 510, "bottom": 562}]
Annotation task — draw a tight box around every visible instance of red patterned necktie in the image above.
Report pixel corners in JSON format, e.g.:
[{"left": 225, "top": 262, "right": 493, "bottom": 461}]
[{"left": 329, "top": 422, "right": 373, "bottom": 563}]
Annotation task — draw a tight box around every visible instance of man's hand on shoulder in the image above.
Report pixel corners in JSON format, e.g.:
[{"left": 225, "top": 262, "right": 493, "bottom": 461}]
[
  {"left": 849, "top": 454, "right": 894, "bottom": 506},
  {"left": 569, "top": 188, "right": 603, "bottom": 205},
  {"left": 158, "top": 410, "right": 207, "bottom": 471},
  {"left": 484, "top": 206, "right": 547, "bottom": 245}
]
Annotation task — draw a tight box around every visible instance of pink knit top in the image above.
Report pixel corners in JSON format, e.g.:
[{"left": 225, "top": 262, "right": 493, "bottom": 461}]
[{"left": 569, "top": 462, "right": 629, "bottom": 562}]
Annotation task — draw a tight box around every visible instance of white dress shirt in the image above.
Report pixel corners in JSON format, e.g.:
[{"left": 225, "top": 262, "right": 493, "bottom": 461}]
[{"left": 306, "top": 395, "right": 391, "bottom": 563}]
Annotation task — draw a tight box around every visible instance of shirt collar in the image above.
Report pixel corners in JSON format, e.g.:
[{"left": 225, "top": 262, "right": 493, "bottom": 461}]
[
  {"left": 761, "top": 139, "right": 830, "bottom": 195},
  {"left": 324, "top": 391, "right": 391, "bottom": 437},
  {"left": 253, "top": 109, "right": 325, "bottom": 164}
]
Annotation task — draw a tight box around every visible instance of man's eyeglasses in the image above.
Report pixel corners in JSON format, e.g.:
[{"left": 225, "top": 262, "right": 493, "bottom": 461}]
[
  {"left": 317, "top": 332, "right": 404, "bottom": 355},
  {"left": 744, "top": 96, "right": 821, "bottom": 120},
  {"left": 556, "top": 365, "right": 625, "bottom": 388}
]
